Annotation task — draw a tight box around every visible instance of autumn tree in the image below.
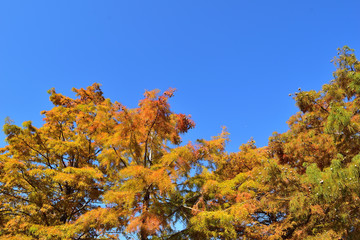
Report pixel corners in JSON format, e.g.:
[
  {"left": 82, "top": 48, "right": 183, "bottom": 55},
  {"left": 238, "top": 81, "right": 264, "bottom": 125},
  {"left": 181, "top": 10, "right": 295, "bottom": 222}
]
[
  {"left": 182, "top": 46, "right": 360, "bottom": 240},
  {"left": 0, "top": 83, "right": 228, "bottom": 239},
  {"left": 1, "top": 46, "right": 360, "bottom": 239}
]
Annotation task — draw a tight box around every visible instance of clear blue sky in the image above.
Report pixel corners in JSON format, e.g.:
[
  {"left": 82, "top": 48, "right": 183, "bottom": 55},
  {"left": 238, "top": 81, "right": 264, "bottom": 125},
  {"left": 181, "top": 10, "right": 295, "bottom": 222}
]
[{"left": 0, "top": 0, "right": 359, "bottom": 152}]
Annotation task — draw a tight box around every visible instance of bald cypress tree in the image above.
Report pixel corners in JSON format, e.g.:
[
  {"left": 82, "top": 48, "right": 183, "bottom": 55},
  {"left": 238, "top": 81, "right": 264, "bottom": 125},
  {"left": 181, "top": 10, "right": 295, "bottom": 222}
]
[{"left": 1, "top": 47, "right": 360, "bottom": 239}]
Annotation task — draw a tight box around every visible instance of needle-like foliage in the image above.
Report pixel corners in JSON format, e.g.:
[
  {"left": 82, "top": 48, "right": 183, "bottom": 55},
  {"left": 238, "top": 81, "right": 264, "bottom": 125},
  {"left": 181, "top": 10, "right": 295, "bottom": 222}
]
[{"left": 1, "top": 46, "right": 360, "bottom": 239}]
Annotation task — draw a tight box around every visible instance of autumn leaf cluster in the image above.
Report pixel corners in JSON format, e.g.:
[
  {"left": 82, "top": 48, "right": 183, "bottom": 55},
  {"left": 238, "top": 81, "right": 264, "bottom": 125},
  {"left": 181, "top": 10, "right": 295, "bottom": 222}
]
[{"left": 1, "top": 46, "right": 360, "bottom": 239}]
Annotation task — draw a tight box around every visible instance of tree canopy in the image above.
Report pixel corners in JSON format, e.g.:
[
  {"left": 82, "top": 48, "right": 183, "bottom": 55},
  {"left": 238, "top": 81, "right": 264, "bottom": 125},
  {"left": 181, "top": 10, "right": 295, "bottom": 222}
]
[{"left": 1, "top": 46, "right": 360, "bottom": 239}]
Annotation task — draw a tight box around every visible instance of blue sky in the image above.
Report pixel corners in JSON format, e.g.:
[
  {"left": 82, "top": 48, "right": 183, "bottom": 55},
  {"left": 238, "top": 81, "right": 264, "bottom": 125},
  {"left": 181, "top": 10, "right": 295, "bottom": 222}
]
[{"left": 0, "top": 0, "right": 359, "bottom": 152}]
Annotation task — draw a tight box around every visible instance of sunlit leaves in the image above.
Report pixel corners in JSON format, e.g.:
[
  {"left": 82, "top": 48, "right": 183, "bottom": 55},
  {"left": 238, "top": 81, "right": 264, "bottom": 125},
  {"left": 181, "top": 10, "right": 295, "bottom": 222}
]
[{"left": 1, "top": 47, "right": 360, "bottom": 239}]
